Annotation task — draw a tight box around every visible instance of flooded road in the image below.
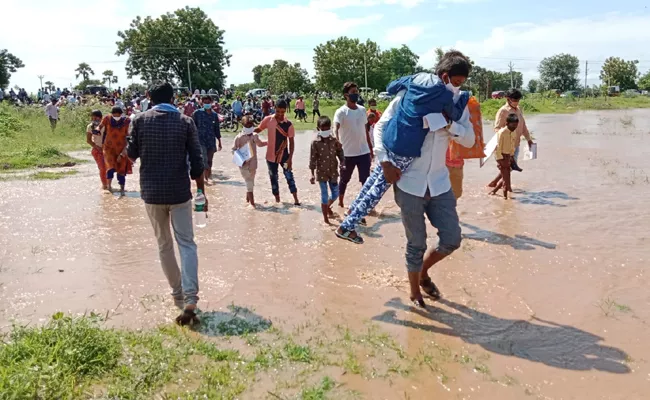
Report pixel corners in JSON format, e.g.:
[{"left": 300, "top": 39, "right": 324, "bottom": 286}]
[{"left": 1, "top": 109, "right": 649, "bottom": 399}]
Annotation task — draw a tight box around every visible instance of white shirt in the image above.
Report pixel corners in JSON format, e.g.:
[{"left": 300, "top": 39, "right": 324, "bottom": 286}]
[
  {"left": 334, "top": 104, "right": 369, "bottom": 157},
  {"left": 45, "top": 103, "right": 58, "bottom": 119},
  {"left": 141, "top": 98, "right": 150, "bottom": 112},
  {"left": 115, "top": 99, "right": 125, "bottom": 109},
  {"left": 43, "top": 93, "right": 51, "bottom": 102},
  {"left": 374, "top": 91, "right": 475, "bottom": 198}
]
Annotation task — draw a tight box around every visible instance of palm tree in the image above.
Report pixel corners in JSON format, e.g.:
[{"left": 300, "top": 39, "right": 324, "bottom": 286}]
[
  {"left": 75, "top": 62, "right": 95, "bottom": 81},
  {"left": 44, "top": 81, "right": 54, "bottom": 91},
  {"left": 102, "top": 70, "right": 118, "bottom": 89}
]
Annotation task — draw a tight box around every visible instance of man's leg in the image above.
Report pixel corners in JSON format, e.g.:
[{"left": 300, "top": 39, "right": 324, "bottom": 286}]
[
  {"left": 267, "top": 161, "right": 280, "bottom": 202},
  {"left": 338, "top": 157, "right": 356, "bottom": 207},
  {"left": 169, "top": 200, "right": 199, "bottom": 308},
  {"left": 206, "top": 148, "right": 216, "bottom": 180},
  {"left": 357, "top": 153, "right": 372, "bottom": 186},
  {"left": 512, "top": 143, "right": 523, "bottom": 172},
  {"left": 394, "top": 186, "right": 428, "bottom": 304},
  {"left": 145, "top": 203, "right": 183, "bottom": 304},
  {"left": 282, "top": 164, "right": 300, "bottom": 205},
  {"left": 420, "top": 189, "right": 461, "bottom": 295}
]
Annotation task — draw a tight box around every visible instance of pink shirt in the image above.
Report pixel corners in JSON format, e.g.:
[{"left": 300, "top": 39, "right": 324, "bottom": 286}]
[
  {"left": 258, "top": 115, "right": 295, "bottom": 163},
  {"left": 295, "top": 99, "right": 305, "bottom": 110}
]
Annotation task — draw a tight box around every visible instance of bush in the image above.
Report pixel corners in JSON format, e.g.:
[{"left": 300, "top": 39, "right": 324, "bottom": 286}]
[{"left": 0, "top": 107, "right": 25, "bottom": 137}]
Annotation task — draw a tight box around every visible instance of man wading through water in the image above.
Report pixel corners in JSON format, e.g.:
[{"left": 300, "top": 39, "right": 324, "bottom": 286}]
[{"left": 127, "top": 82, "right": 206, "bottom": 326}]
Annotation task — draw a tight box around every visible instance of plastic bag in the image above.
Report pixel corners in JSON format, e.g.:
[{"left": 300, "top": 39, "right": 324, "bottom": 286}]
[{"left": 448, "top": 96, "right": 486, "bottom": 160}]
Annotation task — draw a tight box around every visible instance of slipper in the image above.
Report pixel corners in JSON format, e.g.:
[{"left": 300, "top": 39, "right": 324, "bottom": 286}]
[
  {"left": 359, "top": 218, "right": 367, "bottom": 226},
  {"left": 175, "top": 308, "right": 200, "bottom": 326},
  {"left": 335, "top": 228, "right": 364, "bottom": 244},
  {"left": 420, "top": 277, "right": 441, "bottom": 300},
  {"left": 410, "top": 296, "right": 427, "bottom": 309}
]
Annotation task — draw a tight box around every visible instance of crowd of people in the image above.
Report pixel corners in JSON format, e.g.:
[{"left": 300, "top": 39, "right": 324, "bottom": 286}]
[{"left": 75, "top": 50, "right": 535, "bottom": 324}]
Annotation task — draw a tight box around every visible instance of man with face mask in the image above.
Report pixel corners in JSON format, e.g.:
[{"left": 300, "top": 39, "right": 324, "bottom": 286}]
[
  {"left": 492, "top": 88, "right": 534, "bottom": 174},
  {"left": 334, "top": 81, "right": 374, "bottom": 209},
  {"left": 192, "top": 95, "right": 222, "bottom": 182}
]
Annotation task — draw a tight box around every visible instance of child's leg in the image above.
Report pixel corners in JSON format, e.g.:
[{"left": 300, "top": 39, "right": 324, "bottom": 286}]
[
  {"left": 117, "top": 174, "right": 126, "bottom": 194},
  {"left": 106, "top": 168, "right": 115, "bottom": 191},
  {"left": 318, "top": 181, "right": 330, "bottom": 223},
  {"left": 488, "top": 172, "right": 502, "bottom": 188}
]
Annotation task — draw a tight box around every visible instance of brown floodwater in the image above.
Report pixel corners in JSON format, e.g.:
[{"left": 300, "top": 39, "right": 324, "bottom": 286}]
[{"left": 1, "top": 109, "right": 649, "bottom": 399}]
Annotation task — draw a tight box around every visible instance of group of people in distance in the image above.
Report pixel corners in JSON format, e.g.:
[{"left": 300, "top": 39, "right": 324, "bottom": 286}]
[{"left": 83, "top": 50, "right": 535, "bottom": 324}]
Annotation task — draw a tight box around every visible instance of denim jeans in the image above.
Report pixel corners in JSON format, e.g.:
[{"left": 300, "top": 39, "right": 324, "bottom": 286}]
[
  {"left": 145, "top": 200, "right": 199, "bottom": 306},
  {"left": 514, "top": 142, "right": 520, "bottom": 161},
  {"left": 318, "top": 180, "right": 339, "bottom": 204},
  {"left": 394, "top": 186, "right": 461, "bottom": 273},
  {"left": 106, "top": 168, "right": 126, "bottom": 186},
  {"left": 267, "top": 161, "right": 297, "bottom": 196}
]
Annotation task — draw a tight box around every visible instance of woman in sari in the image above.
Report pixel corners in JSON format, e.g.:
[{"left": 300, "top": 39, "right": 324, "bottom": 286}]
[{"left": 100, "top": 106, "right": 132, "bottom": 195}]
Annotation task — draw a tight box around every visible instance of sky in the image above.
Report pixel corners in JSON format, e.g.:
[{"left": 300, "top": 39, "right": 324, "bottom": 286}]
[{"left": 4, "top": 0, "right": 650, "bottom": 92}]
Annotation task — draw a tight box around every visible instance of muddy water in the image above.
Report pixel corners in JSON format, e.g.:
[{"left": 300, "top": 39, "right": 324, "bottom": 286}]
[{"left": 1, "top": 109, "right": 649, "bottom": 399}]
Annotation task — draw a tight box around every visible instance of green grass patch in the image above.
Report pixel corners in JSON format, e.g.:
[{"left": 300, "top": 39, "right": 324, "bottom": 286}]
[{"left": 31, "top": 170, "right": 78, "bottom": 180}]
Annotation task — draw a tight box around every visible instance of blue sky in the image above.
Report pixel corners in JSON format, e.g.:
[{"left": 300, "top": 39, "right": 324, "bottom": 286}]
[{"left": 4, "top": 0, "right": 650, "bottom": 91}]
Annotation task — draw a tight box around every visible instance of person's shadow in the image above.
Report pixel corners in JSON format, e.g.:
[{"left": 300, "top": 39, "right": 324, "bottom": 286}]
[
  {"left": 460, "top": 222, "right": 557, "bottom": 250},
  {"left": 514, "top": 190, "right": 579, "bottom": 208},
  {"left": 192, "top": 304, "right": 272, "bottom": 337},
  {"left": 373, "top": 298, "right": 630, "bottom": 374}
]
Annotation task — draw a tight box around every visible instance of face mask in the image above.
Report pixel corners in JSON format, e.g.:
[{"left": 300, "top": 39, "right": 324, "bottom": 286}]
[
  {"left": 318, "top": 129, "right": 331, "bottom": 138},
  {"left": 112, "top": 116, "right": 122, "bottom": 121},
  {"left": 242, "top": 126, "right": 255, "bottom": 135},
  {"left": 92, "top": 120, "right": 100, "bottom": 126},
  {"left": 444, "top": 76, "right": 461, "bottom": 97},
  {"left": 347, "top": 93, "right": 359, "bottom": 103},
  {"left": 203, "top": 104, "right": 212, "bottom": 110}
]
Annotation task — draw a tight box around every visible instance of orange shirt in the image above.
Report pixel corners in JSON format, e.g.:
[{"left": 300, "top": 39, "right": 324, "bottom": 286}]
[{"left": 258, "top": 115, "right": 296, "bottom": 163}]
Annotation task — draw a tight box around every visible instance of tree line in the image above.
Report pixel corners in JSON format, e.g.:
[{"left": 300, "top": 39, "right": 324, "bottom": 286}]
[{"left": 2, "top": 5, "right": 650, "bottom": 96}]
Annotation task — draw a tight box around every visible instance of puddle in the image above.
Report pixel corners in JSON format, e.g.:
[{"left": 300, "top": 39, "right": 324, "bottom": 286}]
[{"left": 0, "top": 109, "right": 649, "bottom": 399}]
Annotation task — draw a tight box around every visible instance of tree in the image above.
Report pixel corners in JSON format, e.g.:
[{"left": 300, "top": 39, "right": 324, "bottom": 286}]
[
  {"left": 380, "top": 45, "right": 422, "bottom": 82},
  {"left": 599, "top": 57, "right": 639, "bottom": 90},
  {"left": 44, "top": 81, "right": 54, "bottom": 91},
  {"left": 116, "top": 7, "right": 230, "bottom": 91},
  {"left": 313, "top": 37, "right": 385, "bottom": 93},
  {"left": 0, "top": 49, "right": 25, "bottom": 90},
  {"left": 127, "top": 82, "right": 148, "bottom": 94},
  {"left": 638, "top": 71, "right": 650, "bottom": 91},
  {"left": 527, "top": 79, "right": 539, "bottom": 93},
  {"left": 538, "top": 53, "right": 580, "bottom": 92},
  {"left": 252, "top": 60, "right": 312, "bottom": 94},
  {"left": 75, "top": 62, "right": 95, "bottom": 81},
  {"left": 102, "top": 70, "right": 118, "bottom": 88}
]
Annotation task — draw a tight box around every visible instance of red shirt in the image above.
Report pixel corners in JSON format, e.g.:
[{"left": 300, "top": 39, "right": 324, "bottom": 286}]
[{"left": 183, "top": 102, "right": 195, "bottom": 117}]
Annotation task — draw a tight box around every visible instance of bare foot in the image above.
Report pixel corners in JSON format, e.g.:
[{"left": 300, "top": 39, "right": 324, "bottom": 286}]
[{"left": 274, "top": 195, "right": 281, "bottom": 203}]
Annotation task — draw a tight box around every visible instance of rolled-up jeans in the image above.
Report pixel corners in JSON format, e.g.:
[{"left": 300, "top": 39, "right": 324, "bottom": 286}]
[
  {"left": 394, "top": 186, "right": 461, "bottom": 273},
  {"left": 145, "top": 200, "right": 199, "bottom": 306},
  {"left": 318, "top": 180, "right": 339, "bottom": 204}
]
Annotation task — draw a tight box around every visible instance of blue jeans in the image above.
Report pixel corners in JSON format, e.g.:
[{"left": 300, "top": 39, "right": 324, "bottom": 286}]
[
  {"left": 394, "top": 186, "right": 461, "bottom": 273},
  {"left": 319, "top": 180, "right": 339, "bottom": 204},
  {"left": 106, "top": 168, "right": 126, "bottom": 186},
  {"left": 340, "top": 151, "right": 414, "bottom": 231},
  {"left": 514, "top": 143, "right": 520, "bottom": 161},
  {"left": 267, "top": 161, "right": 297, "bottom": 196},
  {"left": 145, "top": 200, "right": 199, "bottom": 306}
]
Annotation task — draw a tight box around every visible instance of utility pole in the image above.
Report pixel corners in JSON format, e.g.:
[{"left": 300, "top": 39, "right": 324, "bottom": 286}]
[
  {"left": 37, "top": 75, "right": 44, "bottom": 90},
  {"left": 363, "top": 53, "right": 368, "bottom": 92},
  {"left": 508, "top": 61, "right": 515, "bottom": 88},
  {"left": 187, "top": 49, "right": 192, "bottom": 92},
  {"left": 584, "top": 60, "right": 588, "bottom": 96}
]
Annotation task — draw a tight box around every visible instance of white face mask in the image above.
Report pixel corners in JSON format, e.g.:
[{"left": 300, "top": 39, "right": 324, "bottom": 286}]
[
  {"left": 318, "top": 129, "right": 331, "bottom": 138},
  {"left": 112, "top": 116, "right": 122, "bottom": 121},
  {"left": 242, "top": 126, "right": 255, "bottom": 135}
]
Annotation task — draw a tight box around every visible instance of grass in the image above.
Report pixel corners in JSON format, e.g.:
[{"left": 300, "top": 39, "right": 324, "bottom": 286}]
[
  {"left": 0, "top": 311, "right": 503, "bottom": 399},
  {"left": 31, "top": 170, "right": 78, "bottom": 180},
  {"left": 598, "top": 297, "right": 632, "bottom": 317}
]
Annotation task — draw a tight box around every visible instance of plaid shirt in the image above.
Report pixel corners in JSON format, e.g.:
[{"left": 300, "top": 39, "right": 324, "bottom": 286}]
[
  {"left": 127, "top": 108, "right": 204, "bottom": 205},
  {"left": 192, "top": 109, "right": 221, "bottom": 149}
]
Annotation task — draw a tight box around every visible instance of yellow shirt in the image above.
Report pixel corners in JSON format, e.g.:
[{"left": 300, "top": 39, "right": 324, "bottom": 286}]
[
  {"left": 495, "top": 127, "right": 515, "bottom": 160},
  {"left": 494, "top": 104, "right": 531, "bottom": 143}
]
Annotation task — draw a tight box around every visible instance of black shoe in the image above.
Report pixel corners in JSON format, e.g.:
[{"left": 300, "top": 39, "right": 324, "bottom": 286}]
[{"left": 511, "top": 161, "right": 523, "bottom": 172}]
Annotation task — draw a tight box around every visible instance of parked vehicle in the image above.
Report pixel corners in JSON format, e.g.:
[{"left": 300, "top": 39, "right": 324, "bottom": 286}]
[
  {"left": 246, "top": 88, "right": 268, "bottom": 98},
  {"left": 491, "top": 91, "right": 506, "bottom": 99},
  {"left": 86, "top": 85, "right": 108, "bottom": 96},
  {"left": 378, "top": 92, "right": 393, "bottom": 101},
  {"left": 560, "top": 90, "right": 581, "bottom": 98},
  {"left": 607, "top": 86, "right": 621, "bottom": 97}
]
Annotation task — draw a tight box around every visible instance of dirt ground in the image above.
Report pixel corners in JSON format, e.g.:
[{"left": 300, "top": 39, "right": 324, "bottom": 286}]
[{"left": 1, "top": 109, "right": 649, "bottom": 399}]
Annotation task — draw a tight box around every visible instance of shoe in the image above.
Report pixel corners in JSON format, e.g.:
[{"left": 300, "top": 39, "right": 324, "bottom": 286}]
[{"left": 511, "top": 161, "right": 523, "bottom": 172}]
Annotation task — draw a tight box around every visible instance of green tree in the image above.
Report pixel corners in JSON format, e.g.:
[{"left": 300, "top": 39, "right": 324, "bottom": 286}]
[
  {"left": 313, "top": 37, "right": 385, "bottom": 93},
  {"left": 538, "top": 53, "right": 580, "bottom": 92},
  {"left": 116, "top": 7, "right": 230, "bottom": 91},
  {"left": 44, "top": 81, "right": 54, "bottom": 91},
  {"left": 599, "top": 57, "right": 639, "bottom": 90},
  {"left": 127, "top": 82, "right": 147, "bottom": 94},
  {"left": 0, "top": 49, "right": 25, "bottom": 90},
  {"left": 75, "top": 62, "right": 95, "bottom": 81},
  {"left": 102, "top": 70, "right": 118, "bottom": 88},
  {"left": 256, "top": 60, "right": 311, "bottom": 94},
  {"left": 252, "top": 65, "right": 270, "bottom": 86},
  {"left": 380, "top": 45, "right": 422, "bottom": 82},
  {"left": 638, "top": 70, "right": 650, "bottom": 91},
  {"left": 527, "top": 79, "right": 539, "bottom": 93}
]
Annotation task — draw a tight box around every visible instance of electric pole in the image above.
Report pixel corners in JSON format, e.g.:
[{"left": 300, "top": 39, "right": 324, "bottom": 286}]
[
  {"left": 363, "top": 53, "right": 368, "bottom": 92},
  {"left": 508, "top": 61, "right": 515, "bottom": 88},
  {"left": 37, "top": 75, "right": 44, "bottom": 90},
  {"left": 584, "top": 60, "right": 588, "bottom": 96},
  {"left": 187, "top": 49, "right": 192, "bottom": 92}
]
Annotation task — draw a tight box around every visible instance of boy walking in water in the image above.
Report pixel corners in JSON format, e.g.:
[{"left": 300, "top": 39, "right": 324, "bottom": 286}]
[
  {"left": 490, "top": 114, "right": 519, "bottom": 199},
  {"left": 255, "top": 99, "right": 300, "bottom": 205},
  {"left": 493, "top": 88, "right": 534, "bottom": 173},
  {"left": 310, "top": 116, "right": 345, "bottom": 224},
  {"left": 233, "top": 116, "right": 267, "bottom": 207}
]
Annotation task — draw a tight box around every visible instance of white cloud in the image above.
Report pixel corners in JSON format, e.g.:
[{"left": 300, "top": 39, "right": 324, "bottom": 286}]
[
  {"left": 420, "top": 13, "right": 650, "bottom": 85},
  {"left": 309, "top": 0, "right": 424, "bottom": 10},
  {"left": 384, "top": 26, "right": 424, "bottom": 45}
]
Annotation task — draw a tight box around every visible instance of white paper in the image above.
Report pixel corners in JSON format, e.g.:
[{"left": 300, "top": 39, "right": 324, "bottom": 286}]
[
  {"left": 524, "top": 143, "right": 538, "bottom": 161},
  {"left": 480, "top": 132, "right": 498, "bottom": 168},
  {"left": 232, "top": 143, "right": 252, "bottom": 167}
]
